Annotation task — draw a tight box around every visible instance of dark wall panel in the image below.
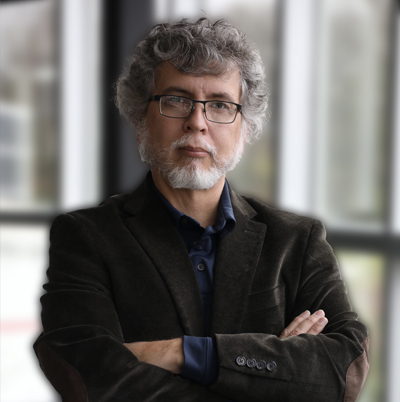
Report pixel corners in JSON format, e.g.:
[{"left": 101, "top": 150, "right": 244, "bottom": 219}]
[{"left": 103, "top": 0, "right": 153, "bottom": 198}]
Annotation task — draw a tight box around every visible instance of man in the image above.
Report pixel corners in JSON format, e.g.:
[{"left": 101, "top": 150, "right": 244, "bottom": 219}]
[{"left": 34, "top": 18, "right": 369, "bottom": 401}]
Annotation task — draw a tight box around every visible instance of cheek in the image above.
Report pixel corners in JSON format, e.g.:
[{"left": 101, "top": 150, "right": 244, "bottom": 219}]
[
  {"left": 146, "top": 113, "right": 178, "bottom": 142},
  {"left": 221, "top": 128, "right": 243, "bottom": 154}
]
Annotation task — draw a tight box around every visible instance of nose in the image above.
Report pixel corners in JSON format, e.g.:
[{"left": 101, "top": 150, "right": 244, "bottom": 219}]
[{"left": 184, "top": 103, "right": 208, "bottom": 134}]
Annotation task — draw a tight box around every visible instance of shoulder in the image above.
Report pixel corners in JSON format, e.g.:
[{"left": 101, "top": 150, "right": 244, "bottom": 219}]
[
  {"left": 52, "top": 177, "right": 152, "bottom": 230},
  {"left": 233, "top": 190, "right": 319, "bottom": 235},
  {"left": 230, "top": 190, "right": 329, "bottom": 252},
  {"left": 48, "top": 193, "right": 132, "bottom": 243},
  {"left": 235, "top": 194, "right": 331, "bottom": 263},
  {"left": 54, "top": 192, "right": 129, "bottom": 224}
]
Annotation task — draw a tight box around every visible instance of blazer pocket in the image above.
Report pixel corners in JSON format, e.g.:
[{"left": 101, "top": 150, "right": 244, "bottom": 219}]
[{"left": 246, "top": 285, "right": 286, "bottom": 313}]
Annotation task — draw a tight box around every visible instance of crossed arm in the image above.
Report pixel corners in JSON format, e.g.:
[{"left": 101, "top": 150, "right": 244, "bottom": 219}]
[
  {"left": 35, "top": 213, "right": 368, "bottom": 401},
  {"left": 124, "top": 309, "right": 329, "bottom": 374}
]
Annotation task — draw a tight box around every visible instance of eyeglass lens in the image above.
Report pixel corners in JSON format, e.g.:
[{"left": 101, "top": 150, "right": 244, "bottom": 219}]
[{"left": 160, "top": 95, "right": 238, "bottom": 123}]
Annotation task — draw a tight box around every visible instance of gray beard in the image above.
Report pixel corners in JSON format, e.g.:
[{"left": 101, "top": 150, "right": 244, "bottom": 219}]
[{"left": 138, "top": 131, "right": 244, "bottom": 190}]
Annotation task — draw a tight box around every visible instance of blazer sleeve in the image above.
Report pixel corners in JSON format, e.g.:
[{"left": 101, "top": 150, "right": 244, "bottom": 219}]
[
  {"left": 33, "top": 213, "right": 225, "bottom": 402},
  {"left": 209, "top": 220, "right": 369, "bottom": 402}
]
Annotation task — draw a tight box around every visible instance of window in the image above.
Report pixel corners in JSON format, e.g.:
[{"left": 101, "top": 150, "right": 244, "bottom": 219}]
[
  {"left": 0, "top": 1, "right": 103, "bottom": 400},
  {"left": 2, "top": 0, "right": 397, "bottom": 400}
]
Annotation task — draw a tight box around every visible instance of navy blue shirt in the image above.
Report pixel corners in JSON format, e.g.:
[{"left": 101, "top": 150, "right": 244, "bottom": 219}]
[{"left": 151, "top": 178, "right": 235, "bottom": 385}]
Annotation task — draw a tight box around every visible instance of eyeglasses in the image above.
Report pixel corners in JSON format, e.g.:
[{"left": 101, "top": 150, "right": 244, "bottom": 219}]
[{"left": 148, "top": 95, "right": 242, "bottom": 124}]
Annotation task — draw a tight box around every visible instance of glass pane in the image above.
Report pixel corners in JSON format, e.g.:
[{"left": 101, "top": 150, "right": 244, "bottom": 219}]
[
  {"left": 387, "top": 259, "right": 400, "bottom": 402},
  {"left": 336, "top": 249, "right": 385, "bottom": 402},
  {"left": 0, "top": 0, "right": 59, "bottom": 213},
  {"left": 314, "top": 0, "right": 391, "bottom": 230},
  {"left": 0, "top": 223, "right": 57, "bottom": 402},
  {"left": 391, "top": 17, "right": 400, "bottom": 235}
]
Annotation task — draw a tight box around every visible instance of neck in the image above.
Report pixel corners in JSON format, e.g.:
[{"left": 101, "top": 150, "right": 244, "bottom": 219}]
[{"left": 151, "top": 168, "right": 225, "bottom": 228}]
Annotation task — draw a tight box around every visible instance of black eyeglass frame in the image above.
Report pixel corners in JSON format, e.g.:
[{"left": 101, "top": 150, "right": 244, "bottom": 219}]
[{"left": 148, "top": 95, "right": 242, "bottom": 124}]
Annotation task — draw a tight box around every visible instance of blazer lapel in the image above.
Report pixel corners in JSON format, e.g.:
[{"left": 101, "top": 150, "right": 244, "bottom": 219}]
[
  {"left": 122, "top": 178, "right": 206, "bottom": 337},
  {"left": 210, "top": 190, "right": 267, "bottom": 335}
]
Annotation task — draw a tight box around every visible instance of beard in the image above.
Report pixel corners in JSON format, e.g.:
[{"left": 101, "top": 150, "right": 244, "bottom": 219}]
[{"left": 137, "top": 129, "right": 244, "bottom": 190}]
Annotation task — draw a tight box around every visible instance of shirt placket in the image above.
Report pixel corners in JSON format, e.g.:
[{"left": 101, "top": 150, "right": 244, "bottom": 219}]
[{"left": 189, "top": 229, "right": 215, "bottom": 334}]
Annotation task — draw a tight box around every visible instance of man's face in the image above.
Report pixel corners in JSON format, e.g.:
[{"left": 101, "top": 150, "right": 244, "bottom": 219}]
[{"left": 142, "top": 62, "right": 246, "bottom": 190}]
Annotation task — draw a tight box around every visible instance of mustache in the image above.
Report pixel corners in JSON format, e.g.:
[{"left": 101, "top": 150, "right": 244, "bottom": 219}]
[{"left": 170, "top": 134, "right": 217, "bottom": 158}]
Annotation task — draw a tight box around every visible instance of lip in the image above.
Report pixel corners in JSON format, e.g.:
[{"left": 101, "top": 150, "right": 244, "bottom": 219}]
[{"left": 179, "top": 146, "right": 209, "bottom": 158}]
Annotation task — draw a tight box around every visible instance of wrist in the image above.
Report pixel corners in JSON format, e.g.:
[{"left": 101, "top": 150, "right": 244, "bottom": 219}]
[{"left": 170, "top": 338, "right": 184, "bottom": 374}]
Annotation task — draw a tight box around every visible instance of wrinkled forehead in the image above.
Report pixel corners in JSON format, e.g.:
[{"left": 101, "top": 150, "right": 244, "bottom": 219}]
[{"left": 153, "top": 61, "right": 243, "bottom": 97}]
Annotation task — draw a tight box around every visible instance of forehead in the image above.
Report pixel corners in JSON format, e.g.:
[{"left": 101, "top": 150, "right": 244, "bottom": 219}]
[{"left": 153, "top": 63, "right": 242, "bottom": 102}]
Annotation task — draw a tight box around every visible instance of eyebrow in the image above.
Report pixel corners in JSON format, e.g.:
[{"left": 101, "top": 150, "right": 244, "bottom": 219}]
[{"left": 161, "top": 86, "right": 237, "bottom": 103}]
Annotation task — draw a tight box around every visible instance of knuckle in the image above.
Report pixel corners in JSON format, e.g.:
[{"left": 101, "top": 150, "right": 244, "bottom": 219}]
[
  {"left": 280, "top": 329, "right": 290, "bottom": 337},
  {"left": 305, "top": 317, "right": 313, "bottom": 324},
  {"left": 294, "top": 317, "right": 305, "bottom": 325},
  {"left": 307, "top": 315, "right": 318, "bottom": 323},
  {"left": 290, "top": 329, "right": 301, "bottom": 337}
]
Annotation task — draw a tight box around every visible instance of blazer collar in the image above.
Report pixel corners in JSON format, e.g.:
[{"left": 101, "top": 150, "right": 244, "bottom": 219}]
[
  {"left": 210, "top": 186, "right": 267, "bottom": 335},
  {"left": 122, "top": 175, "right": 206, "bottom": 336},
  {"left": 122, "top": 176, "right": 267, "bottom": 337}
]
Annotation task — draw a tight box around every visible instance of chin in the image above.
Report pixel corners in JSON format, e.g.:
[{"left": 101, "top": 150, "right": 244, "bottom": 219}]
[
  {"left": 164, "top": 162, "right": 224, "bottom": 190},
  {"left": 143, "top": 136, "right": 244, "bottom": 190}
]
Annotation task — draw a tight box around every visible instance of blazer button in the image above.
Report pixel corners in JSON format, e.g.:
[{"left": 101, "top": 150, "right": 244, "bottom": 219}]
[
  {"left": 266, "top": 361, "right": 277, "bottom": 372},
  {"left": 246, "top": 358, "right": 257, "bottom": 368},
  {"left": 256, "top": 360, "right": 267, "bottom": 370},
  {"left": 236, "top": 356, "right": 247, "bottom": 366},
  {"left": 197, "top": 263, "right": 205, "bottom": 271}
]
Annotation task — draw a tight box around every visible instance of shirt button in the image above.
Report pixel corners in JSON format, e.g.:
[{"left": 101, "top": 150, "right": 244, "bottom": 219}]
[
  {"left": 181, "top": 218, "right": 187, "bottom": 225},
  {"left": 236, "top": 356, "right": 246, "bottom": 366},
  {"left": 197, "top": 263, "right": 205, "bottom": 271},
  {"left": 256, "top": 360, "right": 267, "bottom": 370},
  {"left": 266, "top": 361, "right": 277, "bottom": 372},
  {"left": 246, "top": 358, "right": 257, "bottom": 368}
]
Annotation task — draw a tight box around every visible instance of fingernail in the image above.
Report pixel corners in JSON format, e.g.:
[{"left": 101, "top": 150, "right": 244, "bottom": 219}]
[
  {"left": 318, "top": 317, "right": 328, "bottom": 325},
  {"left": 314, "top": 310, "right": 325, "bottom": 317},
  {"left": 301, "top": 310, "right": 310, "bottom": 317}
]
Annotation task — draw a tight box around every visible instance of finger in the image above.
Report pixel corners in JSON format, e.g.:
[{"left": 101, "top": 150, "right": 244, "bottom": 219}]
[
  {"left": 288, "top": 309, "right": 325, "bottom": 336},
  {"left": 306, "top": 316, "right": 328, "bottom": 336},
  {"left": 279, "top": 310, "right": 311, "bottom": 339}
]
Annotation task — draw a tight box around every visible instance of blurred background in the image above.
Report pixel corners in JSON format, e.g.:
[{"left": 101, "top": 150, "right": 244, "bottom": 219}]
[{"left": 1, "top": 0, "right": 399, "bottom": 400}]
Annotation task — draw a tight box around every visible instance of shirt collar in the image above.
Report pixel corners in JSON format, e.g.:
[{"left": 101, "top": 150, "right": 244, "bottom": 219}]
[
  {"left": 150, "top": 174, "right": 236, "bottom": 236},
  {"left": 213, "top": 181, "right": 236, "bottom": 236}
]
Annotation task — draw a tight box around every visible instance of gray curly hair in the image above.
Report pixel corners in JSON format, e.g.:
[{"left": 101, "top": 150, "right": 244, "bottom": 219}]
[{"left": 115, "top": 18, "right": 268, "bottom": 144}]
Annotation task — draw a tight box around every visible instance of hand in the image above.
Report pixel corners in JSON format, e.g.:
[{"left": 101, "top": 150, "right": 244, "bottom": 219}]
[
  {"left": 124, "top": 338, "right": 184, "bottom": 374},
  {"left": 279, "top": 309, "right": 328, "bottom": 340}
]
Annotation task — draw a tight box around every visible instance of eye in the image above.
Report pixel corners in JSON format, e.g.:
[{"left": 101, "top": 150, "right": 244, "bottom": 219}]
[
  {"left": 165, "top": 96, "right": 184, "bottom": 105},
  {"left": 211, "top": 101, "right": 229, "bottom": 109},
  {"left": 209, "top": 101, "right": 235, "bottom": 113}
]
